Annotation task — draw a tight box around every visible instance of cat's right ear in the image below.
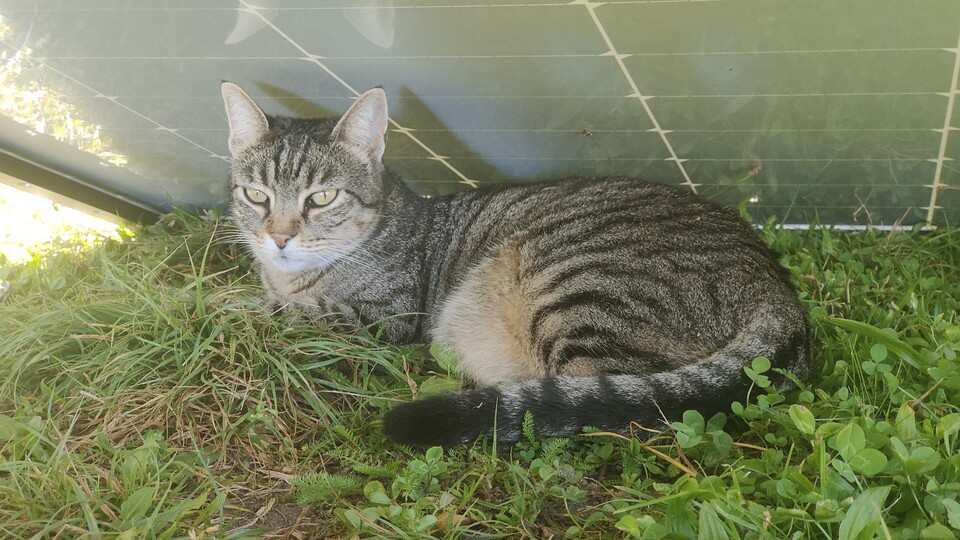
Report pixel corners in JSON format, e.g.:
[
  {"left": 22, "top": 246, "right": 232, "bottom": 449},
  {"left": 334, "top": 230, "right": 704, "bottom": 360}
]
[
  {"left": 221, "top": 82, "right": 269, "bottom": 157},
  {"left": 331, "top": 87, "right": 389, "bottom": 162}
]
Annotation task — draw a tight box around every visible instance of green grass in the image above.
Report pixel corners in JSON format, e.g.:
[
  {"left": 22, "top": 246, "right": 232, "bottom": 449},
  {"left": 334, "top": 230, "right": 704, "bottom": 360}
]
[{"left": 1, "top": 210, "right": 958, "bottom": 539}]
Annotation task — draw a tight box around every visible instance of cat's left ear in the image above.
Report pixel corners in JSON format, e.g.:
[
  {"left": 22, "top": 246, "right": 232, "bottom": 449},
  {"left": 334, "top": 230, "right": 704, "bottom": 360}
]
[{"left": 331, "top": 88, "right": 388, "bottom": 162}]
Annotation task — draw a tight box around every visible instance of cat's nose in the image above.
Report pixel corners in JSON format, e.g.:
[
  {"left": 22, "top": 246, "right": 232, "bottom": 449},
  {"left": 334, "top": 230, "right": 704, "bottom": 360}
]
[{"left": 269, "top": 233, "right": 295, "bottom": 249}]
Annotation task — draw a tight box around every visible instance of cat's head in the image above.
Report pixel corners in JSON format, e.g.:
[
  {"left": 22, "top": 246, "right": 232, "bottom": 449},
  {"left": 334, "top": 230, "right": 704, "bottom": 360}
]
[{"left": 221, "top": 82, "right": 390, "bottom": 273}]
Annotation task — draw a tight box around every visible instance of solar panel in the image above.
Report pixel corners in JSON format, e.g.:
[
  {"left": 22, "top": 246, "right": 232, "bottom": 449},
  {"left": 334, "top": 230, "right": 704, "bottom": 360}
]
[{"left": 1, "top": 0, "right": 957, "bottom": 225}]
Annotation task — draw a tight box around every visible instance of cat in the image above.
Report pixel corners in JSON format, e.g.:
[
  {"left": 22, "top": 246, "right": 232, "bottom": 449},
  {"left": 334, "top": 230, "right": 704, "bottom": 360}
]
[{"left": 221, "top": 82, "right": 812, "bottom": 447}]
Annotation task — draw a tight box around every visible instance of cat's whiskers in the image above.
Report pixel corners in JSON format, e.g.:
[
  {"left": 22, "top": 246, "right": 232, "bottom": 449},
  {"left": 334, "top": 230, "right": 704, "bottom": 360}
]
[
  {"left": 313, "top": 244, "right": 381, "bottom": 273},
  {"left": 213, "top": 233, "right": 250, "bottom": 246},
  {"left": 349, "top": 244, "right": 390, "bottom": 269},
  {"left": 319, "top": 236, "right": 392, "bottom": 260},
  {"left": 212, "top": 223, "right": 251, "bottom": 247},
  {"left": 310, "top": 236, "right": 391, "bottom": 269}
]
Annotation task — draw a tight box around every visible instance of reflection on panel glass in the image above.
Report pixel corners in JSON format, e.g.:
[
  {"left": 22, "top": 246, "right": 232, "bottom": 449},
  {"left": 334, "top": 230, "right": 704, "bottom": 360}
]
[
  {"left": 0, "top": 1, "right": 957, "bottom": 225},
  {"left": 0, "top": 19, "right": 126, "bottom": 166}
]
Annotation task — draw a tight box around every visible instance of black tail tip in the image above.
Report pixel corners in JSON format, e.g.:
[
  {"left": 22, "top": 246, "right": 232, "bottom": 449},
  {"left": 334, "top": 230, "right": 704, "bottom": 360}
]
[
  {"left": 382, "top": 400, "right": 430, "bottom": 446},
  {"left": 382, "top": 398, "right": 462, "bottom": 447},
  {"left": 382, "top": 391, "right": 500, "bottom": 447}
]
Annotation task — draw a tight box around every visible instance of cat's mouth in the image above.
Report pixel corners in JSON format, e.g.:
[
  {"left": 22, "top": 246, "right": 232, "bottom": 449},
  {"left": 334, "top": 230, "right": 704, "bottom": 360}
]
[
  {"left": 257, "top": 238, "right": 351, "bottom": 273},
  {"left": 258, "top": 244, "right": 315, "bottom": 272},
  {"left": 266, "top": 254, "right": 316, "bottom": 273}
]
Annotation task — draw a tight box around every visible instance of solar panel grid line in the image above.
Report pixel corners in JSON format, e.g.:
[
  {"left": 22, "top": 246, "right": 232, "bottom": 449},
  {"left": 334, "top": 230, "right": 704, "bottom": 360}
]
[
  {"left": 33, "top": 47, "right": 947, "bottom": 60},
  {"left": 237, "top": 0, "right": 479, "bottom": 188},
  {"left": 38, "top": 64, "right": 228, "bottom": 162},
  {"left": 89, "top": 127, "right": 942, "bottom": 134},
  {"left": 575, "top": 0, "right": 700, "bottom": 192},
  {"left": 656, "top": 92, "right": 937, "bottom": 98},
  {"left": 925, "top": 31, "right": 960, "bottom": 222},
  {"left": 0, "top": 2, "right": 709, "bottom": 14},
  {"left": 419, "top": 157, "right": 935, "bottom": 162},
  {"left": 389, "top": 128, "right": 939, "bottom": 133},
  {"left": 39, "top": 91, "right": 938, "bottom": 99}
]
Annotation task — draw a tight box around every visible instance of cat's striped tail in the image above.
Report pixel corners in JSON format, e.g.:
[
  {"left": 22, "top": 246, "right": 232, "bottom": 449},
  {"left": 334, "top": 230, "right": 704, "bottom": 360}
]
[{"left": 382, "top": 307, "right": 810, "bottom": 446}]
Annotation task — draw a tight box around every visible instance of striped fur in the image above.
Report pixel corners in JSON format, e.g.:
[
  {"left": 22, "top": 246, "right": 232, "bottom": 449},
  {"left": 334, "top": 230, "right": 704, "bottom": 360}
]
[{"left": 222, "top": 83, "right": 812, "bottom": 446}]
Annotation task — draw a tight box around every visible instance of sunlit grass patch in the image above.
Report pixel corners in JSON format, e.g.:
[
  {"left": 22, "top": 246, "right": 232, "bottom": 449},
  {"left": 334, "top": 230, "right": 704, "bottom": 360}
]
[{"left": 0, "top": 183, "right": 121, "bottom": 265}]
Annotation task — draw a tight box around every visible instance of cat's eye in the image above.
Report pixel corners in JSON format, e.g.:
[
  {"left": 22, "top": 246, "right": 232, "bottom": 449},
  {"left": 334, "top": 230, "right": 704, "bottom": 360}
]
[
  {"left": 243, "top": 188, "right": 269, "bottom": 205},
  {"left": 305, "top": 190, "right": 339, "bottom": 209}
]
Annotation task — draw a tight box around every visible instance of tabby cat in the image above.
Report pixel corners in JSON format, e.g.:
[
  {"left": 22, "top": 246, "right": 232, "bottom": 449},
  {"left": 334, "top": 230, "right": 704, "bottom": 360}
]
[{"left": 221, "top": 82, "right": 812, "bottom": 447}]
